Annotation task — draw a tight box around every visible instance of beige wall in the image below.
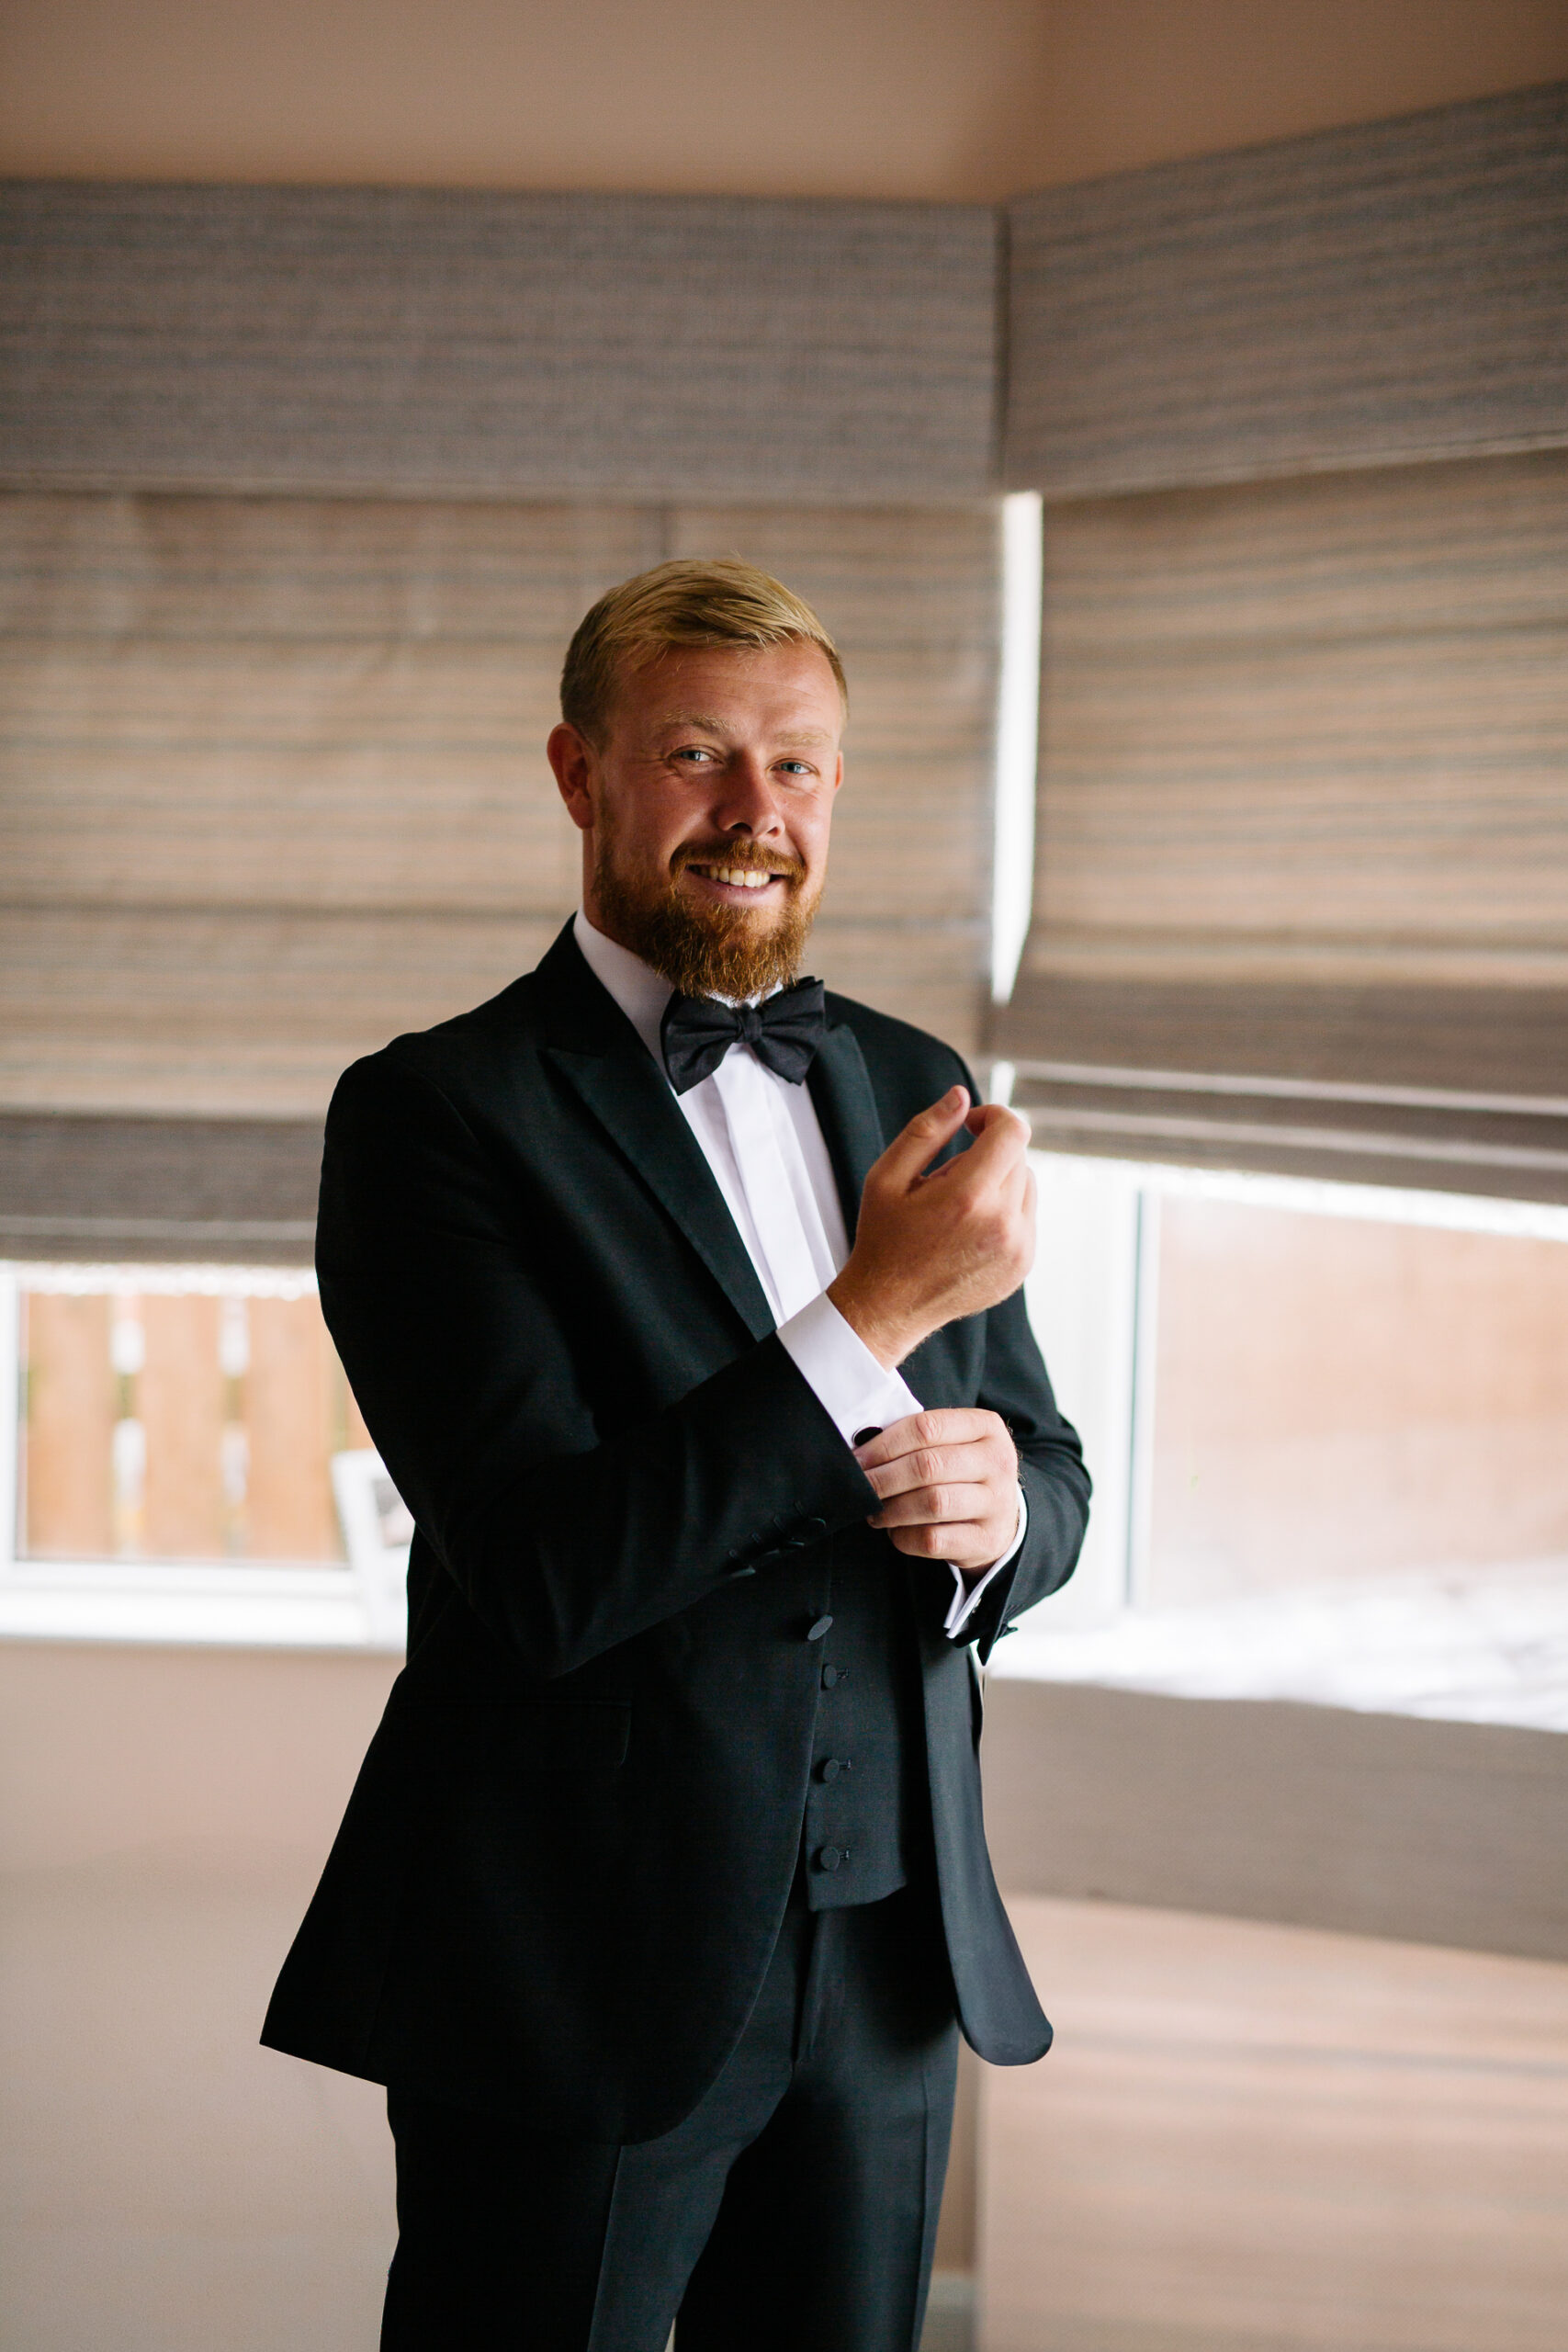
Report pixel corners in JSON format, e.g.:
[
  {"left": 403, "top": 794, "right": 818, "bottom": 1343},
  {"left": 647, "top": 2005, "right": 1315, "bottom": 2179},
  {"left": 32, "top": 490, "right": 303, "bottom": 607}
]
[
  {"left": 0, "top": 1636, "right": 976, "bottom": 2347},
  {"left": 0, "top": 1640, "right": 399, "bottom": 2351},
  {"left": 3, "top": 0, "right": 1565, "bottom": 201}
]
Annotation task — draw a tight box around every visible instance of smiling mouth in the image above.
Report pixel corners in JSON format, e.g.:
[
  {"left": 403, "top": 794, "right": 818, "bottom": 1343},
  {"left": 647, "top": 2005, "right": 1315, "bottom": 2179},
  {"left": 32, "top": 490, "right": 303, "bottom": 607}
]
[{"left": 685, "top": 863, "right": 788, "bottom": 892}]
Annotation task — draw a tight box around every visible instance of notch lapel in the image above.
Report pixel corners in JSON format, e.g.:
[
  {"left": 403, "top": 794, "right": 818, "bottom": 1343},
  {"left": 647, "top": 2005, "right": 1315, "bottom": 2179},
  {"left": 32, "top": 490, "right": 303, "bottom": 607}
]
[
  {"left": 532, "top": 922, "right": 773, "bottom": 1340},
  {"left": 807, "top": 1018, "right": 886, "bottom": 1242},
  {"left": 544, "top": 1045, "right": 776, "bottom": 1343}
]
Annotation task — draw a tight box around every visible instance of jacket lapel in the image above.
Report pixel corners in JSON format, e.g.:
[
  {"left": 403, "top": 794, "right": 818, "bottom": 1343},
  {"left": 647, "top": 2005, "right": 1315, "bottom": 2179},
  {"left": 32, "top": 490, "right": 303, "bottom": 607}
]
[
  {"left": 806, "top": 1015, "right": 886, "bottom": 1243},
  {"left": 536, "top": 927, "right": 776, "bottom": 1342}
]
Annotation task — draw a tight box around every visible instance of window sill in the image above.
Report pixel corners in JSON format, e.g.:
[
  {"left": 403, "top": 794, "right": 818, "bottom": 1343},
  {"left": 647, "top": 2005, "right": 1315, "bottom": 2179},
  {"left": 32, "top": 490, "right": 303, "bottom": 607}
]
[
  {"left": 991, "top": 1556, "right": 1568, "bottom": 1735},
  {"left": 0, "top": 1560, "right": 407, "bottom": 1652}
]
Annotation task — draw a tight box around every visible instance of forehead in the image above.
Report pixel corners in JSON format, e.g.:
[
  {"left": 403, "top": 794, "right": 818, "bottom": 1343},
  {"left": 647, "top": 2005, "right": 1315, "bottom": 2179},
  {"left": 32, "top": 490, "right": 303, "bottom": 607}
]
[{"left": 611, "top": 639, "right": 845, "bottom": 740}]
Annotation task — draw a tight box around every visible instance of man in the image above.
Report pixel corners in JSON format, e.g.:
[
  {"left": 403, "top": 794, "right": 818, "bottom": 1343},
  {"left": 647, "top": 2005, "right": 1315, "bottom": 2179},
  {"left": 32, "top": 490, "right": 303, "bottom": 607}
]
[{"left": 263, "top": 559, "right": 1089, "bottom": 2351}]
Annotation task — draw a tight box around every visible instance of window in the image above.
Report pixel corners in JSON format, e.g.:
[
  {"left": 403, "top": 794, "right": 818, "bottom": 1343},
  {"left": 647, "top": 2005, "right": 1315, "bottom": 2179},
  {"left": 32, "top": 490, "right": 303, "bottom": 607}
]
[
  {"left": 1006, "top": 1155, "right": 1568, "bottom": 1732},
  {"left": 0, "top": 1261, "right": 406, "bottom": 1647}
]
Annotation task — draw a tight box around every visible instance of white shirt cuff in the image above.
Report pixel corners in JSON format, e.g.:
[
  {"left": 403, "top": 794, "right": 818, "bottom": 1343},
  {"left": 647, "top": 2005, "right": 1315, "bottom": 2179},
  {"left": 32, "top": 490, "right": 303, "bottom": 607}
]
[
  {"left": 776, "top": 1288, "right": 924, "bottom": 1445},
  {"left": 943, "top": 1483, "right": 1028, "bottom": 1637}
]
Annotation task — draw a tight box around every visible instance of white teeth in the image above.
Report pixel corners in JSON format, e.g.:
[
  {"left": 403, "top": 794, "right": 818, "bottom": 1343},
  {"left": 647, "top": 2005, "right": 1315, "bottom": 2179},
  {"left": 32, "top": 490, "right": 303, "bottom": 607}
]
[{"left": 695, "top": 865, "right": 775, "bottom": 889}]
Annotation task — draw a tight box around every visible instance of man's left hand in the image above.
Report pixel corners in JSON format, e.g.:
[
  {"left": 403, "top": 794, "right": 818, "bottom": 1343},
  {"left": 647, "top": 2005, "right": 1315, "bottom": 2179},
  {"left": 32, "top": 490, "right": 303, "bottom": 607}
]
[{"left": 853, "top": 1409, "right": 1020, "bottom": 1572}]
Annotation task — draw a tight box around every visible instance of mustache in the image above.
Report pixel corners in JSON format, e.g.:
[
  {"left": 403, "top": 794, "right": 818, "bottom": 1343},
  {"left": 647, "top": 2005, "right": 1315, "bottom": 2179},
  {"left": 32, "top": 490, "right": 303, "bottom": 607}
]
[{"left": 671, "top": 841, "right": 807, "bottom": 885}]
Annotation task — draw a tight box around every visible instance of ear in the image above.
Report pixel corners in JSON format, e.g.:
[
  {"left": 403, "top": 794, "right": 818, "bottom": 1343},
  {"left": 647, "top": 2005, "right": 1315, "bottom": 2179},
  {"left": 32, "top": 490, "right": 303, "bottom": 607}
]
[{"left": 548, "top": 722, "right": 597, "bottom": 831}]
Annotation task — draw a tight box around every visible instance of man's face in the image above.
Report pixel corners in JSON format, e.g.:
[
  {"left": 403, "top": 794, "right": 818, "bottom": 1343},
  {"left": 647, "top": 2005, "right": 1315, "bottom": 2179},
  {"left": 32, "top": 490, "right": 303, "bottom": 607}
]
[{"left": 548, "top": 639, "right": 843, "bottom": 999}]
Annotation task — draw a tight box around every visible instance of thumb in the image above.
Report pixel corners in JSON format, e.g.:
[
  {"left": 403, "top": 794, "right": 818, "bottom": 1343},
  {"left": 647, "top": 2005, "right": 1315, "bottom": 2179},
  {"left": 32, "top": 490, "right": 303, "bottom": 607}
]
[{"left": 873, "top": 1085, "right": 971, "bottom": 1193}]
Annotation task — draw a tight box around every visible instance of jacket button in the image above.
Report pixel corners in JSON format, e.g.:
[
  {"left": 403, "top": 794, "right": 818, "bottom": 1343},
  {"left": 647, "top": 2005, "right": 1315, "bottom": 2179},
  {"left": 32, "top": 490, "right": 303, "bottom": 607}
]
[
  {"left": 806, "top": 1614, "right": 833, "bottom": 1642},
  {"left": 820, "top": 1663, "right": 844, "bottom": 1690},
  {"left": 816, "top": 1846, "right": 842, "bottom": 1871},
  {"left": 818, "top": 1758, "right": 851, "bottom": 1782}
]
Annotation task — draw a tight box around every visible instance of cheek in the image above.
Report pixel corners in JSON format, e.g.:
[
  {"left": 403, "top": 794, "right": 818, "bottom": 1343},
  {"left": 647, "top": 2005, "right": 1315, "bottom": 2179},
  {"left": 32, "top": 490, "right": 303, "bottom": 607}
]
[
  {"left": 797, "top": 805, "right": 837, "bottom": 872},
  {"left": 606, "top": 798, "right": 684, "bottom": 874}
]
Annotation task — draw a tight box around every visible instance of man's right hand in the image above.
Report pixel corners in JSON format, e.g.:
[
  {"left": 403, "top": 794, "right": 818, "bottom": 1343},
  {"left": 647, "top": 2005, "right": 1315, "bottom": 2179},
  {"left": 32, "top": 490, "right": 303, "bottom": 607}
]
[{"left": 827, "top": 1085, "right": 1035, "bottom": 1369}]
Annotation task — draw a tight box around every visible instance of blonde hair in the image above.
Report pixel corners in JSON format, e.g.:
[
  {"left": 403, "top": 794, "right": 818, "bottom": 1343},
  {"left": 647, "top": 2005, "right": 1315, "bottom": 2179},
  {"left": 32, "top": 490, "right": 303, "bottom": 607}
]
[{"left": 559, "top": 557, "right": 847, "bottom": 743}]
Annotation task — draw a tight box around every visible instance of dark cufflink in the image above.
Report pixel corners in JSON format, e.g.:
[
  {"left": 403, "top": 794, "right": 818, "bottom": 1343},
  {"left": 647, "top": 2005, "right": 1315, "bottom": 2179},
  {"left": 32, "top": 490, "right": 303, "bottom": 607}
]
[{"left": 852, "top": 1426, "right": 883, "bottom": 1448}]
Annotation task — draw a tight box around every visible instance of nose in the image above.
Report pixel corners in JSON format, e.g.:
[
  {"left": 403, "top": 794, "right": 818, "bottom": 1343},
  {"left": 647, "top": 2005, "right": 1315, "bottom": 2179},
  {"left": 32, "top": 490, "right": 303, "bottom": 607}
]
[{"left": 711, "top": 751, "right": 784, "bottom": 838}]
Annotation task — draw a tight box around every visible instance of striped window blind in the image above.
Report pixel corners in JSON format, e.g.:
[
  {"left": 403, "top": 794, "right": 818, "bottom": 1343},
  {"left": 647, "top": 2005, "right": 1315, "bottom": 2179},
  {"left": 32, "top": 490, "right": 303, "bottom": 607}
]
[
  {"left": 0, "top": 491, "right": 1000, "bottom": 1258},
  {"left": 992, "top": 450, "right": 1568, "bottom": 1200}
]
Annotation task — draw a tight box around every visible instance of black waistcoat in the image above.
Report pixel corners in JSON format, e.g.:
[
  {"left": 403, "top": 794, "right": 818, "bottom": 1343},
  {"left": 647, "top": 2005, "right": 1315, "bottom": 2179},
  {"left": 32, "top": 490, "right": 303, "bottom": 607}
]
[{"left": 798, "top": 1530, "right": 929, "bottom": 1911}]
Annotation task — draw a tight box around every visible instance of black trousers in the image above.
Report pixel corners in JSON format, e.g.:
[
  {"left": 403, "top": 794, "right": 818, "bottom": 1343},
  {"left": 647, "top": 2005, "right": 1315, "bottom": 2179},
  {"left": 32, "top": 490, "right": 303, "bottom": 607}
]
[{"left": 381, "top": 1878, "right": 960, "bottom": 2352}]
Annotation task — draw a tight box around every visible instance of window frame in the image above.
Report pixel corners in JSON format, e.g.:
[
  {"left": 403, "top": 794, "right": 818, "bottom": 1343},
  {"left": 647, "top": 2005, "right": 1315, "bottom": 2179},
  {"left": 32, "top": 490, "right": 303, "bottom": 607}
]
[
  {"left": 0, "top": 1260, "right": 404, "bottom": 1651},
  {"left": 1003, "top": 1150, "right": 1568, "bottom": 1727},
  {"left": 4, "top": 1166, "right": 1565, "bottom": 1657}
]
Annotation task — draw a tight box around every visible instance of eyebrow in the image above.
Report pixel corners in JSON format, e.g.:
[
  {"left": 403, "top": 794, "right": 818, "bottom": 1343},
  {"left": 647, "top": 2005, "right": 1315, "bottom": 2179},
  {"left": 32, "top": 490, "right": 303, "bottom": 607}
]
[{"left": 655, "top": 713, "right": 836, "bottom": 747}]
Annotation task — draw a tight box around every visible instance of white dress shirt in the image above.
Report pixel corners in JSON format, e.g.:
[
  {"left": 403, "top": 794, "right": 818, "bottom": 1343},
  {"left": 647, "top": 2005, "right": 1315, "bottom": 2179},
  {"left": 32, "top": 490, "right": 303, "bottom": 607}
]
[{"left": 573, "top": 911, "right": 1024, "bottom": 1634}]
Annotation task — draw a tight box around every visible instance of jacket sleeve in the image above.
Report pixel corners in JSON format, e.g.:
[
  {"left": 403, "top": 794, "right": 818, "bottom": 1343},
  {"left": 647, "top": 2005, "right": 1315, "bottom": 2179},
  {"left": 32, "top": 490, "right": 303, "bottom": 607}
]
[
  {"left": 950, "top": 1281, "right": 1092, "bottom": 1662},
  {"left": 316, "top": 1052, "right": 877, "bottom": 1679}
]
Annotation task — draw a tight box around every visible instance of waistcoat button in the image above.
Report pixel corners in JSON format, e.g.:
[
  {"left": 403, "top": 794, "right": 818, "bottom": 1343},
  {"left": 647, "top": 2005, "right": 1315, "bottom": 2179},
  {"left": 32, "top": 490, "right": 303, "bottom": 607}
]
[{"left": 806, "top": 1615, "right": 833, "bottom": 1642}]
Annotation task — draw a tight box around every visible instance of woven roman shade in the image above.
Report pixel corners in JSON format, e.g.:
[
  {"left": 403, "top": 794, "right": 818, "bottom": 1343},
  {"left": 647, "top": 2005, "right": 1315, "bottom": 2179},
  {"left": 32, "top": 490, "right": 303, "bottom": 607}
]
[
  {"left": 992, "top": 452, "right": 1568, "bottom": 1200},
  {"left": 0, "top": 491, "right": 1000, "bottom": 1256},
  {"left": 0, "top": 184, "right": 1000, "bottom": 504},
  {"left": 996, "top": 83, "right": 1568, "bottom": 1202},
  {"left": 1004, "top": 80, "right": 1568, "bottom": 499}
]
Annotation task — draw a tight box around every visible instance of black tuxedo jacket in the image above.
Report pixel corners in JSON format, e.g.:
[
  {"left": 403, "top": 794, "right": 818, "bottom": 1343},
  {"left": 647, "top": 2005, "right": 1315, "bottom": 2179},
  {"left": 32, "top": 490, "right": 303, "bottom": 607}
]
[{"left": 262, "top": 924, "right": 1089, "bottom": 2141}]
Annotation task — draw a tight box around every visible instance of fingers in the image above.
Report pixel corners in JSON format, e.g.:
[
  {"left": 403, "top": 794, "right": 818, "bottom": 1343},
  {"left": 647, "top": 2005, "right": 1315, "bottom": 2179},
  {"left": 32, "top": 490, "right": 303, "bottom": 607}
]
[
  {"left": 852, "top": 1407, "right": 1001, "bottom": 1475},
  {"left": 1003, "top": 1152, "right": 1036, "bottom": 1234},
  {"left": 862, "top": 1440, "right": 1011, "bottom": 1505},
  {"left": 919, "top": 1103, "right": 1030, "bottom": 1200},
  {"left": 870, "top": 1091, "right": 1028, "bottom": 1200},
  {"left": 854, "top": 1408, "right": 1020, "bottom": 1566},
  {"left": 886, "top": 1515, "right": 1017, "bottom": 1566},
  {"left": 873, "top": 1085, "right": 971, "bottom": 1192},
  {"left": 869, "top": 1481, "right": 995, "bottom": 1531},
  {"left": 855, "top": 1412, "right": 1017, "bottom": 1539},
  {"left": 966, "top": 1101, "right": 1031, "bottom": 1147},
  {"left": 966, "top": 1102, "right": 1032, "bottom": 1153}
]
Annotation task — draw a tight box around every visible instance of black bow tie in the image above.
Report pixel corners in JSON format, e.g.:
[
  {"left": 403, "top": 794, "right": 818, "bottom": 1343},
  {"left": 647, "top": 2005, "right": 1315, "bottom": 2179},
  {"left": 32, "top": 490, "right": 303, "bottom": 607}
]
[{"left": 660, "top": 978, "right": 828, "bottom": 1095}]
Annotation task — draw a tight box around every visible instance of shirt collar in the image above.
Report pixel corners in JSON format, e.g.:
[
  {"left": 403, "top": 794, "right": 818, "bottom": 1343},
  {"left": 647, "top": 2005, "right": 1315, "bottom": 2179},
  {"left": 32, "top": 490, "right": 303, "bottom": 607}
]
[{"left": 572, "top": 909, "right": 671, "bottom": 1062}]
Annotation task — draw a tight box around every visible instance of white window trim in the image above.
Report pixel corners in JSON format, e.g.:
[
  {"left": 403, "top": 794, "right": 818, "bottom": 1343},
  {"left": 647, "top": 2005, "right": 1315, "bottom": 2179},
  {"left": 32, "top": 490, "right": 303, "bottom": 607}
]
[{"left": 989, "top": 490, "right": 1043, "bottom": 1008}]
